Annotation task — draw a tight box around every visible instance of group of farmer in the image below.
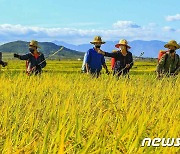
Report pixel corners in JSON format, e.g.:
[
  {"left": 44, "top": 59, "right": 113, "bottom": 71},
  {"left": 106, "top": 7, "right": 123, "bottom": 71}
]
[
  {"left": 0, "top": 37, "right": 179, "bottom": 78},
  {"left": 82, "top": 36, "right": 180, "bottom": 78}
]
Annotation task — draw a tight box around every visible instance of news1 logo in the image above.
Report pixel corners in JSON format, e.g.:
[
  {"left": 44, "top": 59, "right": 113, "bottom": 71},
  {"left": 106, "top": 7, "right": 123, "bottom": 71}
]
[{"left": 141, "top": 138, "right": 180, "bottom": 147}]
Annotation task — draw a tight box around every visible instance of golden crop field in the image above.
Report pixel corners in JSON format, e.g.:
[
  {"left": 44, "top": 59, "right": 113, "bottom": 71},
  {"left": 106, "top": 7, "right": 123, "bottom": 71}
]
[{"left": 0, "top": 60, "right": 179, "bottom": 153}]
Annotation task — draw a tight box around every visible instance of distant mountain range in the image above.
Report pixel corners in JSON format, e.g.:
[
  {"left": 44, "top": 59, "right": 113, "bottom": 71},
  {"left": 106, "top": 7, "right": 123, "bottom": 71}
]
[
  {"left": 0, "top": 41, "right": 84, "bottom": 59},
  {"left": 0, "top": 40, "right": 179, "bottom": 59},
  {"left": 52, "top": 40, "right": 180, "bottom": 58}
]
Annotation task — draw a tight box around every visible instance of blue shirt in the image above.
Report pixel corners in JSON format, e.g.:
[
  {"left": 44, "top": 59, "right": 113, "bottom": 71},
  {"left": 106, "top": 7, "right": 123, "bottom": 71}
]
[{"left": 85, "top": 48, "right": 105, "bottom": 70}]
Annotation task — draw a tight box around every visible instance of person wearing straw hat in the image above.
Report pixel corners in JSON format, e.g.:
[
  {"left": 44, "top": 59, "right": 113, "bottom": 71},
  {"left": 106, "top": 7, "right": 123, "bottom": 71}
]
[
  {"left": 157, "top": 40, "right": 180, "bottom": 78},
  {"left": 97, "top": 39, "right": 133, "bottom": 77},
  {"left": 14, "top": 40, "right": 46, "bottom": 75},
  {"left": 85, "top": 36, "right": 109, "bottom": 78}
]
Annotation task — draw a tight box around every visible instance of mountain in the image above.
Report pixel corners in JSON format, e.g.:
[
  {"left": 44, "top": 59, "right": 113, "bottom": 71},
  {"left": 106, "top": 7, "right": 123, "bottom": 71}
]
[
  {"left": 52, "top": 40, "right": 92, "bottom": 52},
  {"left": 129, "top": 40, "right": 166, "bottom": 58},
  {"left": 0, "top": 41, "right": 84, "bottom": 59},
  {"left": 53, "top": 40, "right": 180, "bottom": 58},
  {"left": 52, "top": 40, "right": 78, "bottom": 50}
]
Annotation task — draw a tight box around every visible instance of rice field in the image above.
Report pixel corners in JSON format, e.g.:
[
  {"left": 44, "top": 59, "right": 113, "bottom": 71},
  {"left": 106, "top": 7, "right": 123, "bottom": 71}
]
[{"left": 0, "top": 60, "right": 179, "bottom": 153}]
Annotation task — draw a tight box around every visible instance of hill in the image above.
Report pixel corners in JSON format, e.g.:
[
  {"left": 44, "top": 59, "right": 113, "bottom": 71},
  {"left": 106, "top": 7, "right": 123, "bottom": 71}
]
[{"left": 0, "top": 41, "right": 84, "bottom": 59}]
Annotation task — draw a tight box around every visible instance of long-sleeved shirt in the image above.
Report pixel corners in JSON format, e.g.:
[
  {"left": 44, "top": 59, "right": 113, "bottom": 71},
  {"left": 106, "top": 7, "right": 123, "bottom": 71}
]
[
  {"left": 104, "top": 51, "right": 133, "bottom": 75},
  {"left": 85, "top": 48, "right": 105, "bottom": 71},
  {"left": 157, "top": 53, "right": 179, "bottom": 74},
  {"left": 19, "top": 52, "right": 46, "bottom": 73}
]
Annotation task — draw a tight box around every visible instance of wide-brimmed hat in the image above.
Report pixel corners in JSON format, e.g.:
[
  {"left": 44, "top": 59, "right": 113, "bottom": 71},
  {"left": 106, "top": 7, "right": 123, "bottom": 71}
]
[
  {"left": 115, "top": 39, "right": 131, "bottom": 49},
  {"left": 164, "top": 40, "right": 180, "bottom": 49},
  {"left": 29, "top": 40, "right": 41, "bottom": 48},
  {"left": 90, "top": 36, "right": 105, "bottom": 44},
  {"left": 112, "top": 49, "right": 118, "bottom": 52}
]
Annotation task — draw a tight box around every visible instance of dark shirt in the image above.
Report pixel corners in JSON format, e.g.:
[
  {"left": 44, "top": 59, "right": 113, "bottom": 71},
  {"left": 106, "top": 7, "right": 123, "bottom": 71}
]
[
  {"left": 19, "top": 52, "right": 46, "bottom": 72},
  {"left": 105, "top": 51, "right": 133, "bottom": 75}
]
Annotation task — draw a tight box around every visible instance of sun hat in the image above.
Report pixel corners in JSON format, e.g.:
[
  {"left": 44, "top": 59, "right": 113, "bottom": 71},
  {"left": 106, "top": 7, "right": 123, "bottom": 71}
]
[
  {"left": 29, "top": 40, "right": 41, "bottom": 48},
  {"left": 90, "top": 36, "right": 105, "bottom": 44},
  {"left": 115, "top": 39, "right": 131, "bottom": 49},
  {"left": 164, "top": 40, "right": 180, "bottom": 49}
]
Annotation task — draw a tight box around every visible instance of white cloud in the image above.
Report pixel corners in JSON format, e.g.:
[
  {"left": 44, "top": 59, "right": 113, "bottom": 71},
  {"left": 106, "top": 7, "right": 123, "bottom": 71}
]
[
  {"left": 0, "top": 23, "right": 179, "bottom": 44},
  {"left": 163, "top": 26, "right": 176, "bottom": 32},
  {"left": 113, "top": 21, "right": 141, "bottom": 29},
  {"left": 166, "top": 14, "right": 180, "bottom": 21}
]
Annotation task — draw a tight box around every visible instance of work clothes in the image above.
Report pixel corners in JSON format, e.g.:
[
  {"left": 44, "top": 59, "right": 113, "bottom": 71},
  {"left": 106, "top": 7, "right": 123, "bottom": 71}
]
[
  {"left": 157, "top": 53, "right": 179, "bottom": 74},
  {"left": 104, "top": 51, "right": 133, "bottom": 76},
  {"left": 18, "top": 52, "right": 46, "bottom": 74},
  {"left": 85, "top": 48, "right": 106, "bottom": 71}
]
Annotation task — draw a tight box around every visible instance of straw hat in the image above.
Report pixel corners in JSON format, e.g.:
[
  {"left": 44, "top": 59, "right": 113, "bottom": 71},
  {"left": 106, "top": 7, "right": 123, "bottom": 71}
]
[
  {"left": 115, "top": 39, "right": 131, "bottom": 48},
  {"left": 112, "top": 49, "right": 118, "bottom": 52},
  {"left": 29, "top": 40, "right": 41, "bottom": 48},
  {"left": 164, "top": 40, "right": 180, "bottom": 49},
  {"left": 90, "top": 36, "right": 105, "bottom": 44}
]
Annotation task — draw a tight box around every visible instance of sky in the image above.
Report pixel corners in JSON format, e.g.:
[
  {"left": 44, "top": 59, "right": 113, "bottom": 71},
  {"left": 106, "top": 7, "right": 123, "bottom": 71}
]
[{"left": 0, "top": 0, "right": 179, "bottom": 44}]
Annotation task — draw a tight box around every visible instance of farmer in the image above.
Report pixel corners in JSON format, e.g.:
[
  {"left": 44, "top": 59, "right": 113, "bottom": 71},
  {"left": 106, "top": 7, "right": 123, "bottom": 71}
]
[
  {"left": 97, "top": 39, "right": 133, "bottom": 77},
  {"left": 14, "top": 40, "right": 46, "bottom": 75},
  {"left": 157, "top": 40, "right": 180, "bottom": 78},
  {"left": 0, "top": 52, "right": 7, "bottom": 67},
  {"left": 85, "top": 36, "right": 109, "bottom": 78}
]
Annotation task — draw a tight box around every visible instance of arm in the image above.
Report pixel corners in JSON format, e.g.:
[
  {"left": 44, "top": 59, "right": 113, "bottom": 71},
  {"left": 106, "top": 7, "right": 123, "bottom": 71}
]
[
  {"left": 85, "top": 63, "right": 90, "bottom": 73},
  {"left": 98, "top": 49, "right": 119, "bottom": 58},
  {"left": 14, "top": 53, "right": 30, "bottom": 60},
  {"left": 20, "top": 53, "right": 31, "bottom": 60}
]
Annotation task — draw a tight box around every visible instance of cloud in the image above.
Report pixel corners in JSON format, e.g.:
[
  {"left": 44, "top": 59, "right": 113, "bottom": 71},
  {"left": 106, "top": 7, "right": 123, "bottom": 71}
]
[
  {"left": 166, "top": 14, "right": 180, "bottom": 21},
  {"left": 0, "top": 23, "right": 179, "bottom": 44},
  {"left": 163, "top": 26, "right": 176, "bottom": 32},
  {"left": 113, "top": 21, "right": 141, "bottom": 29}
]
